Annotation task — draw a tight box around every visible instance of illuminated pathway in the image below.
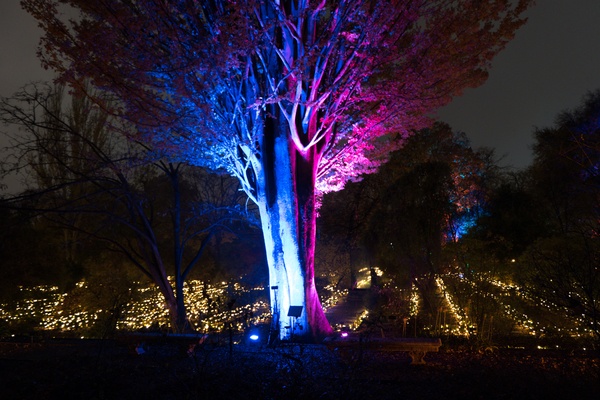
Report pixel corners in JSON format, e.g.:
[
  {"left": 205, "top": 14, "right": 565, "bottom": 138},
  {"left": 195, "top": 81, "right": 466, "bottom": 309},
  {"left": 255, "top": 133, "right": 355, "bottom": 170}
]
[
  {"left": 434, "top": 276, "right": 469, "bottom": 336},
  {"left": 325, "top": 288, "right": 371, "bottom": 331}
]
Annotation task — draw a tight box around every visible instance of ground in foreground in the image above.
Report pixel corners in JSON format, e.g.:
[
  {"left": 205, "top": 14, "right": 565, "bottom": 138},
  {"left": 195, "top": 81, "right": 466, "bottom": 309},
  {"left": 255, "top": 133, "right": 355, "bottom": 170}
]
[{"left": 0, "top": 338, "right": 598, "bottom": 400}]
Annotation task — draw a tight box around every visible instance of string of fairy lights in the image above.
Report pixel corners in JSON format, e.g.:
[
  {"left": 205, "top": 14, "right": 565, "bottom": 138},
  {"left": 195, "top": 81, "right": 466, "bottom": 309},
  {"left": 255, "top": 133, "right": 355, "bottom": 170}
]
[
  {"left": 435, "top": 276, "right": 470, "bottom": 336},
  {"left": 0, "top": 279, "right": 347, "bottom": 336},
  {"left": 0, "top": 280, "right": 269, "bottom": 334},
  {"left": 435, "top": 272, "right": 593, "bottom": 338},
  {"left": 0, "top": 271, "right": 594, "bottom": 338}
]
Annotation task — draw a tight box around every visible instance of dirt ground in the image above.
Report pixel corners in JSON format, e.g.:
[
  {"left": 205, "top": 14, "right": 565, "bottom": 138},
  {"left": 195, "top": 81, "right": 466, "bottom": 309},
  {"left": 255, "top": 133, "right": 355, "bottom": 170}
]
[{"left": 0, "top": 338, "right": 598, "bottom": 400}]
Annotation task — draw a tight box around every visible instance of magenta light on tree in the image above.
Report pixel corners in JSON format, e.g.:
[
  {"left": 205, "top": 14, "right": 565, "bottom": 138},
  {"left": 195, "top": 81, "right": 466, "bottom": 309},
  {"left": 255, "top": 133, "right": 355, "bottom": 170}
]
[{"left": 24, "top": 0, "right": 532, "bottom": 341}]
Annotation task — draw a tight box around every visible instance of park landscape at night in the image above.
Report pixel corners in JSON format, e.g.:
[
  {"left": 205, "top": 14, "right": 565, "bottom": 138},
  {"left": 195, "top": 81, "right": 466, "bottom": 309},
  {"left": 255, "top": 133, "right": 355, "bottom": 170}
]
[{"left": 1, "top": 0, "right": 600, "bottom": 398}]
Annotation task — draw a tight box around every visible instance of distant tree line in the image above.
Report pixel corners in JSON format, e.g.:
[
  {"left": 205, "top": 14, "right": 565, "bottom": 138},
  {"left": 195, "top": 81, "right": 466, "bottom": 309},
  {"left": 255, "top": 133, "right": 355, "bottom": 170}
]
[{"left": 318, "top": 91, "right": 600, "bottom": 340}]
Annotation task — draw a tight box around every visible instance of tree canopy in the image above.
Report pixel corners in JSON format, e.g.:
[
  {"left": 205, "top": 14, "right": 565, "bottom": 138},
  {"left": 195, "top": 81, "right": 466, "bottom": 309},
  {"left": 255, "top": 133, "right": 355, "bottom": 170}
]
[{"left": 23, "top": 0, "right": 532, "bottom": 196}]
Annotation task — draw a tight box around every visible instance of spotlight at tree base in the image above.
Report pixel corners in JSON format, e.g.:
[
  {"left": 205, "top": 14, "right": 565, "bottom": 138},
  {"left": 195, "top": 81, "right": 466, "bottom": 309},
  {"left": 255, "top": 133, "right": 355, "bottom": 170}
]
[
  {"left": 246, "top": 330, "right": 263, "bottom": 345},
  {"left": 245, "top": 322, "right": 270, "bottom": 345},
  {"left": 246, "top": 329, "right": 263, "bottom": 345},
  {"left": 336, "top": 326, "right": 351, "bottom": 339}
]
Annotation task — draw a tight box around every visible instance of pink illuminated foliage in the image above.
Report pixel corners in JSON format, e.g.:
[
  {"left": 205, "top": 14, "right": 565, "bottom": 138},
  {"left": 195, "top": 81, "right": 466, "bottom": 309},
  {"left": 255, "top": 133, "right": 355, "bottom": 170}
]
[{"left": 23, "top": 0, "right": 532, "bottom": 341}]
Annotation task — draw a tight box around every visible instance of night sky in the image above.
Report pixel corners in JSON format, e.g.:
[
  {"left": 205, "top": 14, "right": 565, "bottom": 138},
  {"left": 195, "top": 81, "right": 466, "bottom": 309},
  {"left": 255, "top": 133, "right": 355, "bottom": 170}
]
[
  {"left": 437, "top": 0, "right": 600, "bottom": 169},
  {"left": 2, "top": 1, "right": 600, "bottom": 172}
]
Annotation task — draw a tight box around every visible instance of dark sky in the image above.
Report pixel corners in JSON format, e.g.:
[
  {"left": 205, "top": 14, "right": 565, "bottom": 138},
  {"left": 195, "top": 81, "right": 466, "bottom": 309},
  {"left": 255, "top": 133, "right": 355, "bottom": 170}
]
[
  {"left": 0, "top": 1, "right": 54, "bottom": 97},
  {"left": 2, "top": 1, "right": 600, "bottom": 173},
  {"left": 437, "top": 0, "right": 600, "bottom": 169}
]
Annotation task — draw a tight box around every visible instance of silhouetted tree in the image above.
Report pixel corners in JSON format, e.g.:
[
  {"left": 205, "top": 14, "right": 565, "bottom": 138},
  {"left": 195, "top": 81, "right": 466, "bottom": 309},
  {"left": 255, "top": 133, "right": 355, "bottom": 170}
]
[
  {"left": 1, "top": 84, "right": 254, "bottom": 332},
  {"left": 519, "top": 90, "right": 600, "bottom": 338},
  {"left": 0, "top": 202, "right": 73, "bottom": 300},
  {"left": 364, "top": 124, "right": 488, "bottom": 274}
]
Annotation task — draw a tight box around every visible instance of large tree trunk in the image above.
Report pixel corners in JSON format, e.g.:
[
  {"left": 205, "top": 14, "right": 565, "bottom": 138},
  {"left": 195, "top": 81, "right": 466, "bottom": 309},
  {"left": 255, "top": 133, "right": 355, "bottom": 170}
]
[{"left": 255, "top": 122, "right": 332, "bottom": 342}]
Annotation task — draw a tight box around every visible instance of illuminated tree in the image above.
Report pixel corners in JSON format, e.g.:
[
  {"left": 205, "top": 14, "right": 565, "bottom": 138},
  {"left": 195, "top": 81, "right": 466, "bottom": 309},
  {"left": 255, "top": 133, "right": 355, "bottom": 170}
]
[{"left": 23, "top": 0, "right": 531, "bottom": 341}]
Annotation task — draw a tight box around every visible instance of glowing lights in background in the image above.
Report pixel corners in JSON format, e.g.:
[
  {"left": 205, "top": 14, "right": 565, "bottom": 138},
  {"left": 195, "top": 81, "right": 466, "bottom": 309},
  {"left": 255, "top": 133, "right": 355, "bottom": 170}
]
[
  {"left": 0, "top": 280, "right": 271, "bottom": 335},
  {"left": 320, "top": 284, "right": 348, "bottom": 312},
  {"left": 435, "top": 272, "right": 593, "bottom": 338},
  {"left": 0, "top": 278, "right": 347, "bottom": 337},
  {"left": 409, "top": 284, "right": 420, "bottom": 317},
  {"left": 355, "top": 266, "right": 383, "bottom": 289},
  {"left": 328, "top": 268, "right": 594, "bottom": 339},
  {"left": 0, "top": 270, "right": 594, "bottom": 339},
  {"left": 435, "top": 276, "right": 469, "bottom": 336}
]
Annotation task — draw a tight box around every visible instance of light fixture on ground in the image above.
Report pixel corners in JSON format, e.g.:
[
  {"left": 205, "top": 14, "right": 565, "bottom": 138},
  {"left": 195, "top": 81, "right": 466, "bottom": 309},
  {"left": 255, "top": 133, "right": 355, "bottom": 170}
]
[{"left": 287, "top": 305, "right": 303, "bottom": 340}]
